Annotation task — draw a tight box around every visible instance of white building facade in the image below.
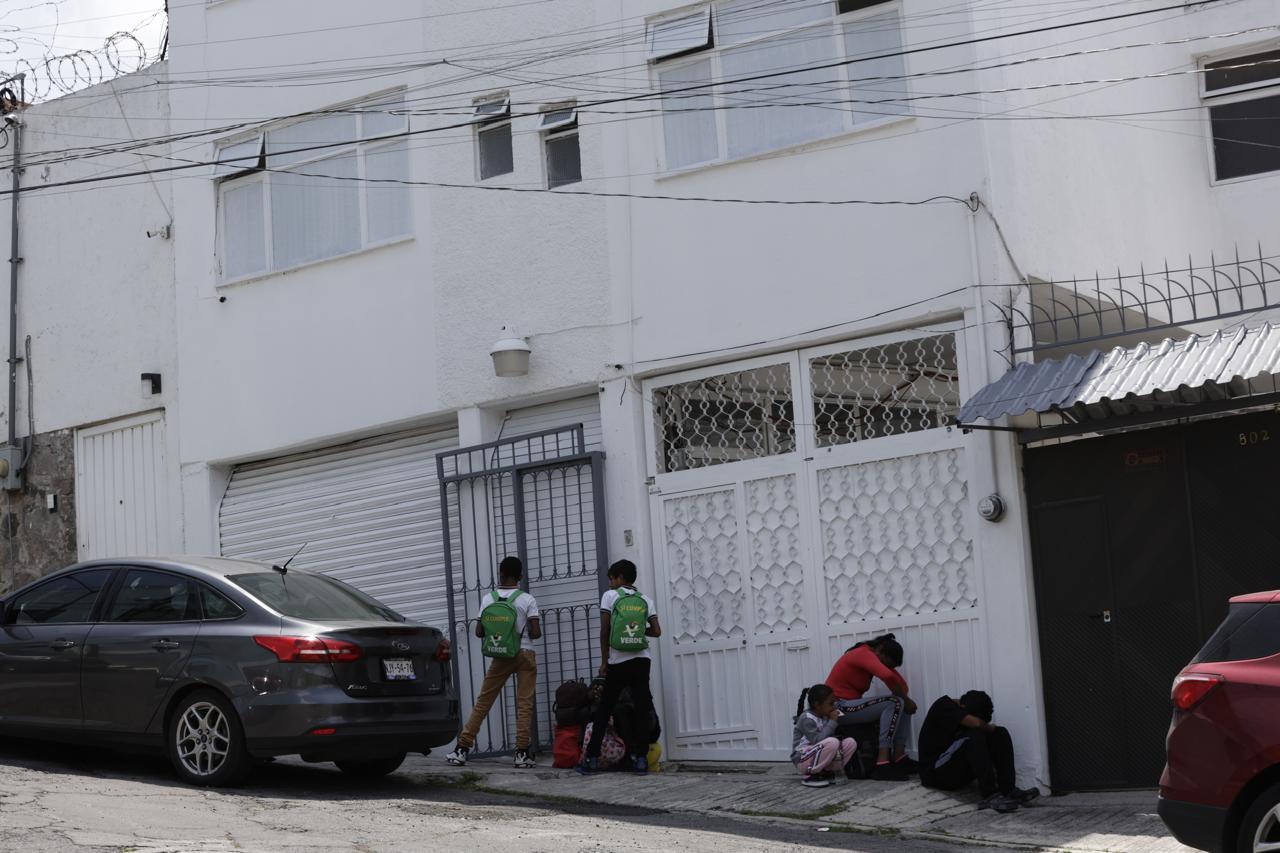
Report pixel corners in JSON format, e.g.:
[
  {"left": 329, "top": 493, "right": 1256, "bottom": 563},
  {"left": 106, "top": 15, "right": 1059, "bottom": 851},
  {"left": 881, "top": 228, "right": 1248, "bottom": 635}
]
[{"left": 9, "top": 0, "right": 1278, "bottom": 789}]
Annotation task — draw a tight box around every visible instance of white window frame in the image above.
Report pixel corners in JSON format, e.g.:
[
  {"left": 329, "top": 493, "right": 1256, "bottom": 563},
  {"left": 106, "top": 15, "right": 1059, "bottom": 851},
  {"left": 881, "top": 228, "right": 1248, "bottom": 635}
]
[
  {"left": 648, "top": 0, "right": 911, "bottom": 175},
  {"left": 541, "top": 103, "right": 582, "bottom": 189},
  {"left": 474, "top": 93, "right": 514, "bottom": 181},
  {"left": 1200, "top": 42, "right": 1280, "bottom": 186},
  {"left": 215, "top": 90, "right": 413, "bottom": 285}
]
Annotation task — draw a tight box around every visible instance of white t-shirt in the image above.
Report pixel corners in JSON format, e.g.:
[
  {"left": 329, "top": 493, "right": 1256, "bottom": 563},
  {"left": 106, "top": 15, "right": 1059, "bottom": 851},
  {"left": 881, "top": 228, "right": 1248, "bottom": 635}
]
[
  {"left": 601, "top": 586, "right": 657, "bottom": 665},
  {"left": 482, "top": 587, "right": 540, "bottom": 652}
]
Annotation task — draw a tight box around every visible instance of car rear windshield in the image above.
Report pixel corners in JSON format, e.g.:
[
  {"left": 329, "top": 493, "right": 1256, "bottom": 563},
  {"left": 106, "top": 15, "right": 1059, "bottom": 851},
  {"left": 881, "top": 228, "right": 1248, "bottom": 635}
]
[
  {"left": 1193, "top": 602, "right": 1280, "bottom": 663},
  {"left": 229, "top": 572, "right": 402, "bottom": 623}
]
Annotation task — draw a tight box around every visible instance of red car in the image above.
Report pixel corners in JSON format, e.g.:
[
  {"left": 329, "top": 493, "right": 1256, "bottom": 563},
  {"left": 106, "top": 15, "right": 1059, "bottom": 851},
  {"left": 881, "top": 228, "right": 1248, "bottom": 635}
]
[{"left": 1160, "top": 591, "right": 1280, "bottom": 853}]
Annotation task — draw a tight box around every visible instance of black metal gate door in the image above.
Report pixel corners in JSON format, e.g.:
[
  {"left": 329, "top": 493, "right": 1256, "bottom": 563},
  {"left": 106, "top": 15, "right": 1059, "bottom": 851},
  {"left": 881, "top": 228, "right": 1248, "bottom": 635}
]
[
  {"left": 437, "top": 425, "right": 608, "bottom": 756},
  {"left": 1024, "top": 414, "right": 1280, "bottom": 789}
]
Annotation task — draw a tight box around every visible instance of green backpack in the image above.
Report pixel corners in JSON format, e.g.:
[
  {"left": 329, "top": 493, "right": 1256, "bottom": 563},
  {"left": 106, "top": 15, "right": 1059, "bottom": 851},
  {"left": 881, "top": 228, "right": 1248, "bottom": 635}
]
[
  {"left": 609, "top": 588, "right": 650, "bottom": 652},
  {"left": 480, "top": 589, "right": 523, "bottom": 659}
]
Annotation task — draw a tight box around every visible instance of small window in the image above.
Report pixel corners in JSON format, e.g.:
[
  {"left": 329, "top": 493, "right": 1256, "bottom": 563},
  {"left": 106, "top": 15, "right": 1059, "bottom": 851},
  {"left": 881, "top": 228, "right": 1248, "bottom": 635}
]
[
  {"left": 542, "top": 104, "right": 580, "bottom": 189},
  {"left": 1202, "top": 50, "right": 1280, "bottom": 181},
  {"left": 212, "top": 135, "right": 263, "bottom": 178},
  {"left": 1194, "top": 603, "right": 1280, "bottom": 663},
  {"left": 837, "top": 0, "right": 891, "bottom": 14},
  {"left": 539, "top": 105, "right": 577, "bottom": 132},
  {"left": 200, "top": 585, "right": 244, "bottom": 620},
  {"left": 106, "top": 570, "right": 199, "bottom": 623},
  {"left": 8, "top": 569, "right": 113, "bottom": 625},
  {"left": 648, "top": 8, "right": 712, "bottom": 62},
  {"left": 1205, "top": 49, "right": 1280, "bottom": 94},
  {"left": 474, "top": 95, "right": 513, "bottom": 180}
]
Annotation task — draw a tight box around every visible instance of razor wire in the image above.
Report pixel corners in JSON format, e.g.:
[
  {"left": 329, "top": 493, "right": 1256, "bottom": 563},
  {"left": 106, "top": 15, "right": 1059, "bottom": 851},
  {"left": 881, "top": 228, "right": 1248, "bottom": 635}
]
[{"left": 1, "top": 30, "right": 150, "bottom": 103}]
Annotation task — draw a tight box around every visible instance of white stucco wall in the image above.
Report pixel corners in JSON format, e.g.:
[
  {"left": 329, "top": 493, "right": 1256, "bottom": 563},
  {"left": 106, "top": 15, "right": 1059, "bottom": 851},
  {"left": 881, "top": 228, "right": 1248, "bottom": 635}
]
[
  {"left": 0, "top": 66, "right": 176, "bottom": 438},
  {"left": 980, "top": 0, "right": 1280, "bottom": 279}
]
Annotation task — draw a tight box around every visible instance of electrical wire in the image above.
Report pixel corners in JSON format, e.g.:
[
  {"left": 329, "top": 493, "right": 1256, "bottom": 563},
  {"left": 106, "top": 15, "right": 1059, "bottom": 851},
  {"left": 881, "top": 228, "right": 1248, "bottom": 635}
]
[{"left": 5, "top": 1, "right": 1262, "bottom": 180}]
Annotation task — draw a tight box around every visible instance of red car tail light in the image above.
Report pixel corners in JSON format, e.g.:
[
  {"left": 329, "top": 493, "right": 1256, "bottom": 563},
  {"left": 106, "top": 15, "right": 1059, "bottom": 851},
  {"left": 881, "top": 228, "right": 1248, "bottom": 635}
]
[
  {"left": 254, "top": 635, "right": 363, "bottom": 663},
  {"left": 1172, "top": 673, "right": 1224, "bottom": 711},
  {"left": 434, "top": 638, "right": 451, "bottom": 663},
  {"left": 310, "top": 727, "right": 337, "bottom": 736}
]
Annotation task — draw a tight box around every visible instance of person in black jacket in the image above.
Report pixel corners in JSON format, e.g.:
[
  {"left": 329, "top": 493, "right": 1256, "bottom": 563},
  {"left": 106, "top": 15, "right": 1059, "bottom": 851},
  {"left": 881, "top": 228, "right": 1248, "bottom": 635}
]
[{"left": 918, "top": 690, "right": 1039, "bottom": 813}]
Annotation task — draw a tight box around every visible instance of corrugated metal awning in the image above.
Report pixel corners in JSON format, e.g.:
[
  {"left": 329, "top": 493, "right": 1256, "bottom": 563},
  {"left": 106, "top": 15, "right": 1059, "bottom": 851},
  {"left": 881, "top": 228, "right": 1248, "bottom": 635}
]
[{"left": 960, "top": 323, "right": 1280, "bottom": 426}]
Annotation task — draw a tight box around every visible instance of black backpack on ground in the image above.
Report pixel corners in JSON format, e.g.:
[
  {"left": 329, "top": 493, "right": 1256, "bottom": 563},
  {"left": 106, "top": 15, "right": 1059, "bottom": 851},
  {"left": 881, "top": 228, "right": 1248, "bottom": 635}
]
[{"left": 553, "top": 679, "right": 591, "bottom": 727}]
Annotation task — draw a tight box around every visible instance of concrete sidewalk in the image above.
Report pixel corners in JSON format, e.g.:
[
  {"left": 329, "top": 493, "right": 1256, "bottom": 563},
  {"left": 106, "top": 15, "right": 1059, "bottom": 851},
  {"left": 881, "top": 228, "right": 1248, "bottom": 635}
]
[{"left": 401, "top": 756, "right": 1194, "bottom": 853}]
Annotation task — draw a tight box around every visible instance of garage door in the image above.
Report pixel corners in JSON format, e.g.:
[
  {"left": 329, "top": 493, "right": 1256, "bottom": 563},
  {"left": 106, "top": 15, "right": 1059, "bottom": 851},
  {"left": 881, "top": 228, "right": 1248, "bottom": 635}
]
[{"left": 218, "top": 425, "right": 458, "bottom": 630}]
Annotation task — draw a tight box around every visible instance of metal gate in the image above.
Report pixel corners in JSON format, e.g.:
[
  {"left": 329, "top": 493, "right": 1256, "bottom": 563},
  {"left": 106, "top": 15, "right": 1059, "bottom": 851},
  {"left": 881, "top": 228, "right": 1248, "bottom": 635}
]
[
  {"left": 1027, "top": 410, "right": 1280, "bottom": 789},
  {"left": 437, "top": 425, "right": 608, "bottom": 755},
  {"left": 644, "top": 328, "right": 991, "bottom": 761}
]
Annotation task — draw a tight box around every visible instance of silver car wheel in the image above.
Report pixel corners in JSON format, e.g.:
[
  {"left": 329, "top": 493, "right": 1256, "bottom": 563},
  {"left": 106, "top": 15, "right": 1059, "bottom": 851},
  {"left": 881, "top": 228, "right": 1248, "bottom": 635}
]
[
  {"left": 1254, "top": 803, "right": 1280, "bottom": 852},
  {"left": 175, "top": 701, "right": 232, "bottom": 778}
]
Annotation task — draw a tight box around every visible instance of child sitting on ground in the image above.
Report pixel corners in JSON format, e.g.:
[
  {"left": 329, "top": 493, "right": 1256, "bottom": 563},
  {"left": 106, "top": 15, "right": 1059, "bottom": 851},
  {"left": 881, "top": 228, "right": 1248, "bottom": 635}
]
[{"left": 792, "top": 684, "right": 857, "bottom": 788}]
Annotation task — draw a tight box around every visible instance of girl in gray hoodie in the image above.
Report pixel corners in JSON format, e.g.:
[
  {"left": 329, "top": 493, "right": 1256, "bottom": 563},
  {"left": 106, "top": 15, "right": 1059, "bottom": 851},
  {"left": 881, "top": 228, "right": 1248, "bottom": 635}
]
[{"left": 792, "top": 684, "right": 857, "bottom": 788}]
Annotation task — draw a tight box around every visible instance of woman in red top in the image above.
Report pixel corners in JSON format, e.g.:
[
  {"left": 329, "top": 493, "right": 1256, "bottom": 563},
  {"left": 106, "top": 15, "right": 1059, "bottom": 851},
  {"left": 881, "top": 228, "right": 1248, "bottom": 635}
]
[{"left": 825, "top": 634, "right": 918, "bottom": 780}]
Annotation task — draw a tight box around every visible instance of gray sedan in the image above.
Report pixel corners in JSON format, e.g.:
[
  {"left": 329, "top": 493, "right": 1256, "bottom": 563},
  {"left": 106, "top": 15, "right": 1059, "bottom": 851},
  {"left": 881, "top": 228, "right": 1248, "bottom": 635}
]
[{"left": 0, "top": 556, "right": 459, "bottom": 786}]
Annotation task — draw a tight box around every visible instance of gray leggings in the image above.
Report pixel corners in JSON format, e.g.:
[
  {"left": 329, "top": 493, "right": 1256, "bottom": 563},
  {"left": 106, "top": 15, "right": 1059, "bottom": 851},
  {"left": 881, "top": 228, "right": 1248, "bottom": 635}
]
[{"left": 836, "top": 695, "right": 913, "bottom": 751}]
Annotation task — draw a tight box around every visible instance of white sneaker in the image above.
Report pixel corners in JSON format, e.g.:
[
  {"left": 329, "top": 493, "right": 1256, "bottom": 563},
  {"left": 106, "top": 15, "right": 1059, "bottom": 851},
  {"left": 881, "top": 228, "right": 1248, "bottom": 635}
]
[
  {"left": 445, "top": 747, "right": 469, "bottom": 766},
  {"left": 801, "top": 775, "right": 831, "bottom": 788},
  {"left": 513, "top": 750, "right": 536, "bottom": 769}
]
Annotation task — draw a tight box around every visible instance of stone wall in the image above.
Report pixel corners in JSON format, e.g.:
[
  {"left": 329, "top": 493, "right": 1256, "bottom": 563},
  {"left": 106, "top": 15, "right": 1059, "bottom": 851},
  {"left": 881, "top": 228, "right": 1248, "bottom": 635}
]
[{"left": 0, "top": 429, "right": 76, "bottom": 595}]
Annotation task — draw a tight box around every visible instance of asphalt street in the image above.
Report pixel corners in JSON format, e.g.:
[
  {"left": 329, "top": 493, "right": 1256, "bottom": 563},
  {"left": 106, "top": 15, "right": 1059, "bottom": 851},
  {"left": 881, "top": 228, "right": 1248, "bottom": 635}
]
[{"left": 0, "top": 738, "right": 1024, "bottom": 853}]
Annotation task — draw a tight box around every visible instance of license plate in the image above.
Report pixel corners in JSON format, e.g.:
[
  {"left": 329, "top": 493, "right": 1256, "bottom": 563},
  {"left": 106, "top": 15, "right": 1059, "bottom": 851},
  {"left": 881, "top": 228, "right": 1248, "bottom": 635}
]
[{"left": 381, "top": 658, "right": 416, "bottom": 681}]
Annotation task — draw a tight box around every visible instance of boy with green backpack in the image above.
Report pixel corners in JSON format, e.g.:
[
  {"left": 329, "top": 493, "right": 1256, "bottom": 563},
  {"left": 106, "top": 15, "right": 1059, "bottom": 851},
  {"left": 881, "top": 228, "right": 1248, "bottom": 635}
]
[
  {"left": 577, "top": 559, "right": 661, "bottom": 775},
  {"left": 446, "top": 556, "right": 541, "bottom": 769}
]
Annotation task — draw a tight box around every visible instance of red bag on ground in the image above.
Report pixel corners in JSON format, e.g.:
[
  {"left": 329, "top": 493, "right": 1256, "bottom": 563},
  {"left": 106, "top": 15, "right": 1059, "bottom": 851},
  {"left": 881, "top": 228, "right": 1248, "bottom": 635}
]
[{"left": 552, "top": 725, "right": 582, "bottom": 768}]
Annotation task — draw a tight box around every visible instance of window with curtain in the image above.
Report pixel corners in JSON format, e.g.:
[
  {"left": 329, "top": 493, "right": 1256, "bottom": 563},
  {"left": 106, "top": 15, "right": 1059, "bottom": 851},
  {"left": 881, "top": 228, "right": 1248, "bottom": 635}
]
[
  {"left": 648, "top": 0, "right": 909, "bottom": 171},
  {"left": 216, "top": 92, "right": 412, "bottom": 282}
]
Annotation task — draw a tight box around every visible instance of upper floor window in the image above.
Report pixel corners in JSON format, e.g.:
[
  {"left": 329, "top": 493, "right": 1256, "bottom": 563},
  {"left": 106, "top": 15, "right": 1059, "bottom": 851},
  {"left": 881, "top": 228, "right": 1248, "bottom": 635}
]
[
  {"left": 542, "top": 103, "right": 582, "bottom": 188},
  {"left": 1202, "top": 48, "right": 1280, "bottom": 182},
  {"left": 216, "top": 92, "right": 411, "bottom": 283},
  {"left": 474, "top": 94, "right": 514, "bottom": 180},
  {"left": 649, "top": 0, "right": 908, "bottom": 171}
]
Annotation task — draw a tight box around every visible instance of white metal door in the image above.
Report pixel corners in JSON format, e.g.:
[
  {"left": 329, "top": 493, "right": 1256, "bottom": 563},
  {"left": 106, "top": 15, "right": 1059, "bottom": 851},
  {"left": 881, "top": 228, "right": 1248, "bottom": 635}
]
[
  {"left": 645, "top": 328, "right": 989, "bottom": 761},
  {"left": 652, "top": 460, "right": 820, "bottom": 760},
  {"left": 75, "top": 411, "right": 173, "bottom": 560},
  {"left": 218, "top": 425, "right": 457, "bottom": 629}
]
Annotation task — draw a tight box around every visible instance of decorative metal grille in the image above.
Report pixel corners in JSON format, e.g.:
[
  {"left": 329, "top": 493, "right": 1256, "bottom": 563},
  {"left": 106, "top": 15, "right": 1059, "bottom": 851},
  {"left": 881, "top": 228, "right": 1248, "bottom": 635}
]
[
  {"left": 662, "top": 488, "right": 747, "bottom": 644},
  {"left": 819, "top": 448, "right": 976, "bottom": 622},
  {"left": 653, "top": 363, "right": 795, "bottom": 474},
  {"left": 997, "top": 247, "right": 1280, "bottom": 355},
  {"left": 809, "top": 334, "right": 960, "bottom": 447}
]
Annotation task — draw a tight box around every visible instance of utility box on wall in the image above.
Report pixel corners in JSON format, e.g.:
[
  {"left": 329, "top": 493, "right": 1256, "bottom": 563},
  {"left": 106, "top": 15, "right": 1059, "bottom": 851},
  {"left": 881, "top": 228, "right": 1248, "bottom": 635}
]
[{"left": 0, "top": 445, "right": 24, "bottom": 491}]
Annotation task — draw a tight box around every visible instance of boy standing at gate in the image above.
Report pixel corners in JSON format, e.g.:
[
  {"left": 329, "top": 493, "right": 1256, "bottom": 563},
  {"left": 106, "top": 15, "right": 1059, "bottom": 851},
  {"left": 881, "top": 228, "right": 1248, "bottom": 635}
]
[
  {"left": 577, "top": 559, "right": 662, "bottom": 775},
  {"left": 446, "top": 556, "right": 541, "bottom": 769}
]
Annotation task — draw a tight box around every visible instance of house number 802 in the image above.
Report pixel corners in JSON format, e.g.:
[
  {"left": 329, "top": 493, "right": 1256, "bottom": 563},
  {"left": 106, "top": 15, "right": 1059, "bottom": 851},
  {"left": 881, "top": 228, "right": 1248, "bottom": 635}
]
[{"left": 1239, "top": 430, "right": 1271, "bottom": 446}]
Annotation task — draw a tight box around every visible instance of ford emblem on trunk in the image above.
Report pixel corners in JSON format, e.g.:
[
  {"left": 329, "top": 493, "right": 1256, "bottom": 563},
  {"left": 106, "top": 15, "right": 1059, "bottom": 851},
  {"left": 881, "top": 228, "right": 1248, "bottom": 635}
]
[{"left": 392, "top": 640, "right": 411, "bottom": 651}]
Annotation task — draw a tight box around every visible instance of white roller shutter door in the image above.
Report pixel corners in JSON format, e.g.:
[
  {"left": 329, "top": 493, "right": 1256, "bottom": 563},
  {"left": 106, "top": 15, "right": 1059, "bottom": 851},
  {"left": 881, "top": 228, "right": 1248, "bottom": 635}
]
[
  {"left": 218, "top": 426, "right": 458, "bottom": 630},
  {"left": 501, "top": 395, "right": 602, "bottom": 450}
]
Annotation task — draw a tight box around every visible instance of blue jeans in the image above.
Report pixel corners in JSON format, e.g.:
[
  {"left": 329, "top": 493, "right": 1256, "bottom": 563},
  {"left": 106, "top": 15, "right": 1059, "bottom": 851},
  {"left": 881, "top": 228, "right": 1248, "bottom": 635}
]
[{"left": 836, "top": 695, "right": 913, "bottom": 752}]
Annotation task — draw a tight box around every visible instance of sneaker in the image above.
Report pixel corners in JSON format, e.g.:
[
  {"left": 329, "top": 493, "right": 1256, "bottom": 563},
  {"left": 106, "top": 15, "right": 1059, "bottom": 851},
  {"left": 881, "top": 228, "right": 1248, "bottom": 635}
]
[
  {"left": 632, "top": 755, "right": 649, "bottom": 774},
  {"left": 802, "top": 774, "right": 831, "bottom": 788},
  {"left": 513, "top": 750, "right": 536, "bottom": 769},
  {"left": 445, "top": 747, "right": 469, "bottom": 766},
  {"left": 894, "top": 756, "right": 920, "bottom": 774},
  {"left": 1011, "top": 786, "right": 1041, "bottom": 805},
  {"left": 872, "top": 761, "right": 912, "bottom": 781},
  {"left": 978, "top": 793, "right": 1020, "bottom": 814},
  {"left": 575, "top": 757, "right": 599, "bottom": 775}
]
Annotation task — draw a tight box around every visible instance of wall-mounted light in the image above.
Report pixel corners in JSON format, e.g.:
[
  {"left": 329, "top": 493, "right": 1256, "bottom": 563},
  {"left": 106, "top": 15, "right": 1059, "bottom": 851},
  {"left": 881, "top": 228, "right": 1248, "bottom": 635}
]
[
  {"left": 141, "top": 372, "right": 162, "bottom": 396},
  {"left": 489, "top": 326, "right": 531, "bottom": 378}
]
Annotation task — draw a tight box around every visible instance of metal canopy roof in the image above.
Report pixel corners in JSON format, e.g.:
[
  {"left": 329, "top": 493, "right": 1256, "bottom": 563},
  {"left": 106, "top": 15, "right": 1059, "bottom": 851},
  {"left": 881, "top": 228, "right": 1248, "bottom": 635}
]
[{"left": 959, "top": 323, "right": 1280, "bottom": 426}]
